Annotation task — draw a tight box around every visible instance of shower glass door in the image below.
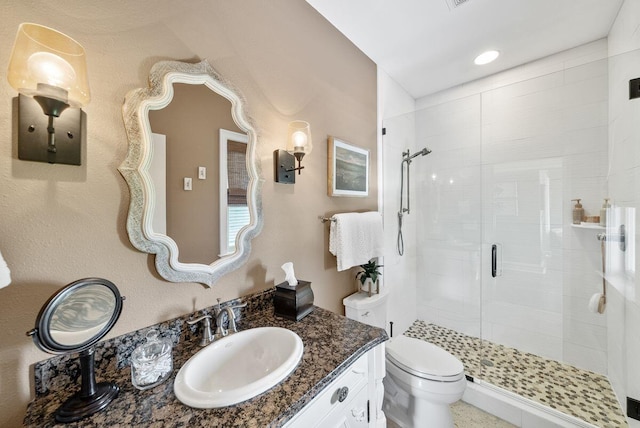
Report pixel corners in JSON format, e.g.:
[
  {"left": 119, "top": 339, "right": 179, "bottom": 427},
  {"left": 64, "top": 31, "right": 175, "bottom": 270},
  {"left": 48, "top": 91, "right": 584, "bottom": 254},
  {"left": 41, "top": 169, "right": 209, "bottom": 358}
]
[{"left": 478, "top": 58, "right": 610, "bottom": 389}]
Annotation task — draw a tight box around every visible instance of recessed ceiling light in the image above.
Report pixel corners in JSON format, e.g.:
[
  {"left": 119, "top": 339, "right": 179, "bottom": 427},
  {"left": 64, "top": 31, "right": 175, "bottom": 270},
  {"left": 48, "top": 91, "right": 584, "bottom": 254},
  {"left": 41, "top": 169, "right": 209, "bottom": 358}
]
[{"left": 474, "top": 50, "right": 500, "bottom": 65}]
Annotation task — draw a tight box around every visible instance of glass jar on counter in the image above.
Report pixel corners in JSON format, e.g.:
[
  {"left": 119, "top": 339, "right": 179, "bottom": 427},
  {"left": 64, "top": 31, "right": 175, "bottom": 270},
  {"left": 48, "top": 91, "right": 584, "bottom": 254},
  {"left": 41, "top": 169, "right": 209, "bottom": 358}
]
[{"left": 130, "top": 330, "right": 173, "bottom": 390}]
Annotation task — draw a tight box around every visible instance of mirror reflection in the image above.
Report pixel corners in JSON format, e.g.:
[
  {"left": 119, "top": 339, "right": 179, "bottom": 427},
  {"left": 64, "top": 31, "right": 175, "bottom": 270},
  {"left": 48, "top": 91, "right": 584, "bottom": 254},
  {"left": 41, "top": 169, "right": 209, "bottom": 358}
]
[
  {"left": 148, "top": 84, "right": 248, "bottom": 264},
  {"left": 49, "top": 284, "right": 117, "bottom": 346}
]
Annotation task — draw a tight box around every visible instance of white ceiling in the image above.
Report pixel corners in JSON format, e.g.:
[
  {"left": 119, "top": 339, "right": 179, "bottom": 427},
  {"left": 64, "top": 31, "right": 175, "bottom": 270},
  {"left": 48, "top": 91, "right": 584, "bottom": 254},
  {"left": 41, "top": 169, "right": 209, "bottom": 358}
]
[{"left": 305, "top": 0, "right": 624, "bottom": 98}]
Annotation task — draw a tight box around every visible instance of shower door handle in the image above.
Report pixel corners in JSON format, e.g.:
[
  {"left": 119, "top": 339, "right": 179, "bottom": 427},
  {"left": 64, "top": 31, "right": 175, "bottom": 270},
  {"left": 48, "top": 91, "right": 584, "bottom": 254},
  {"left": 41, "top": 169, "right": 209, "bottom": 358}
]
[
  {"left": 491, "top": 243, "right": 502, "bottom": 277},
  {"left": 491, "top": 244, "right": 497, "bottom": 278}
]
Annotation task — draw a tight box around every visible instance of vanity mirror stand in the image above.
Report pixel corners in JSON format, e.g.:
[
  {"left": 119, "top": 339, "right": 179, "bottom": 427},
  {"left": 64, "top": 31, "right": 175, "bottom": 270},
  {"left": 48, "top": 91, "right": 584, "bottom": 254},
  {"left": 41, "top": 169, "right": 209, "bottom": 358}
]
[{"left": 27, "top": 278, "right": 125, "bottom": 422}]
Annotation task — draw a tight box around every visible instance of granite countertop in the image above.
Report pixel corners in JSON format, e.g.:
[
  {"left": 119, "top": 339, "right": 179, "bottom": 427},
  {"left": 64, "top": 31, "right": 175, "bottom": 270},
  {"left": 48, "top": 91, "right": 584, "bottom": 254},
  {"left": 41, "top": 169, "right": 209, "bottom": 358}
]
[{"left": 24, "top": 305, "right": 388, "bottom": 427}]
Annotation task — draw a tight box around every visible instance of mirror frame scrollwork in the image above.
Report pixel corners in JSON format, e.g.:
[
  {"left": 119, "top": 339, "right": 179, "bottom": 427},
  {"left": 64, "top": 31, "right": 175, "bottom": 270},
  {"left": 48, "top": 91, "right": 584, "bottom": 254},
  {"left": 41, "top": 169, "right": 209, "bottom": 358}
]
[{"left": 119, "top": 60, "right": 263, "bottom": 287}]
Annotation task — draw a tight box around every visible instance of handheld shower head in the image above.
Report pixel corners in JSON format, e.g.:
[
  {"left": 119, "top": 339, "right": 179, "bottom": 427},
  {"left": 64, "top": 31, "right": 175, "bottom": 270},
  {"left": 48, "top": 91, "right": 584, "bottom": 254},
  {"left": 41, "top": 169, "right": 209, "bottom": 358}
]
[{"left": 407, "top": 147, "right": 432, "bottom": 160}]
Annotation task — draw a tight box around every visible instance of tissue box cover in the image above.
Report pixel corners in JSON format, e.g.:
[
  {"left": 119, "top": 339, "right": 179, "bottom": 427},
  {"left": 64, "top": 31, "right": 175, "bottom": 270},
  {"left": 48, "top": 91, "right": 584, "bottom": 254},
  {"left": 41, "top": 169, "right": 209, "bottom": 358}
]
[{"left": 274, "top": 280, "right": 314, "bottom": 321}]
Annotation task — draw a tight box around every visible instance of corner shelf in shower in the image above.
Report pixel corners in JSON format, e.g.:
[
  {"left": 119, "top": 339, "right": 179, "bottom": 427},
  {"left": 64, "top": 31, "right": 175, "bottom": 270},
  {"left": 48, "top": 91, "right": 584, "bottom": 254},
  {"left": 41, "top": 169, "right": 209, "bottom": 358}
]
[{"left": 571, "top": 223, "right": 605, "bottom": 230}]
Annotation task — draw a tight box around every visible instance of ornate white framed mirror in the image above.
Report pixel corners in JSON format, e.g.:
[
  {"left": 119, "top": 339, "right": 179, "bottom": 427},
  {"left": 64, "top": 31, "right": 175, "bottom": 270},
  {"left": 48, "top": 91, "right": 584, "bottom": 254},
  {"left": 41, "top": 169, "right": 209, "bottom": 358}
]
[{"left": 120, "top": 60, "right": 262, "bottom": 286}]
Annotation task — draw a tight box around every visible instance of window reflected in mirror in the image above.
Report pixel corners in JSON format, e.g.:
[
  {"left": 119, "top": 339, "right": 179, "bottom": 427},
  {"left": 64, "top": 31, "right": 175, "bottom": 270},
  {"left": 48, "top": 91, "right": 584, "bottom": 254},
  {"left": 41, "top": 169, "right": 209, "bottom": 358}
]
[{"left": 219, "top": 129, "right": 250, "bottom": 256}]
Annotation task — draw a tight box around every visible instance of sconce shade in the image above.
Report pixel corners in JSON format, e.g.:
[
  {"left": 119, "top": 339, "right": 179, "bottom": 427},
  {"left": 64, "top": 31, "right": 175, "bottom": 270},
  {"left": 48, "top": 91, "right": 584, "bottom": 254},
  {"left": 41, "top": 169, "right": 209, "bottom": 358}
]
[
  {"left": 275, "top": 120, "right": 312, "bottom": 183},
  {"left": 286, "top": 121, "right": 312, "bottom": 158},
  {"left": 7, "top": 23, "right": 90, "bottom": 109}
]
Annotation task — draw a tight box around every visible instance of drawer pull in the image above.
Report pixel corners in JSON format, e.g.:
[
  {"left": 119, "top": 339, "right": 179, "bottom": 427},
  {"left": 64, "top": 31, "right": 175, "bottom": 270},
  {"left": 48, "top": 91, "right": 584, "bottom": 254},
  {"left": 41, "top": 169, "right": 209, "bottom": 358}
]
[{"left": 337, "top": 386, "right": 349, "bottom": 402}]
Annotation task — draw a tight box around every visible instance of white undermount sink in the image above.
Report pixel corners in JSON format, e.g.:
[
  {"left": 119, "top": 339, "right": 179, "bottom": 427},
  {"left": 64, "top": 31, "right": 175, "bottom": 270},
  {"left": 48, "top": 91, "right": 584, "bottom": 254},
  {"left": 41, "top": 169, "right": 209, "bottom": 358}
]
[{"left": 174, "top": 327, "right": 304, "bottom": 408}]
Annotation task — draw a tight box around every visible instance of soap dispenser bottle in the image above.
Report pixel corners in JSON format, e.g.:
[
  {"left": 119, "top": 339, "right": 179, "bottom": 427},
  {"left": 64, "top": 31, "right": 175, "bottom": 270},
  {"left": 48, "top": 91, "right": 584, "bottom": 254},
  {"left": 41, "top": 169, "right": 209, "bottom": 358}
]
[
  {"left": 571, "top": 199, "right": 584, "bottom": 224},
  {"left": 600, "top": 198, "right": 610, "bottom": 227}
]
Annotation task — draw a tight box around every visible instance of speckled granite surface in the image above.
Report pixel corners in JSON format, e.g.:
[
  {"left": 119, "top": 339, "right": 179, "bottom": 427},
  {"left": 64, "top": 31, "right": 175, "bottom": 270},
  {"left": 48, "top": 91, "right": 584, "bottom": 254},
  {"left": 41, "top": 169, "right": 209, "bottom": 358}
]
[
  {"left": 24, "top": 289, "right": 388, "bottom": 427},
  {"left": 405, "top": 321, "right": 627, "bottom": 428}
]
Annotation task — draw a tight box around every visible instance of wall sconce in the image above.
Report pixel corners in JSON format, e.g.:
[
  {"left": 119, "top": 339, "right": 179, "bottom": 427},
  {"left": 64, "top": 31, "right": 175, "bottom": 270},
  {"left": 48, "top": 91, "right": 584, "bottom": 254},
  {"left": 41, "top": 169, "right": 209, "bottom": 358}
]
[
  {"left": 274, "top": 120, "right": 312, "bottom": 184},
  {"left": 7, "top": 23, "right": 90, "bottom": 165}
]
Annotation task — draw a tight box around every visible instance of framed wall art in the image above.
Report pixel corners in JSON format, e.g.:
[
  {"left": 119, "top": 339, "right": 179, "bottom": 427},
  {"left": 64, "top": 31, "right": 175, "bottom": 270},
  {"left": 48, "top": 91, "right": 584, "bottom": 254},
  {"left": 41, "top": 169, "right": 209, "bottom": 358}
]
[{"left": 327, "top": 136, "right": 369, "bottom": 197}]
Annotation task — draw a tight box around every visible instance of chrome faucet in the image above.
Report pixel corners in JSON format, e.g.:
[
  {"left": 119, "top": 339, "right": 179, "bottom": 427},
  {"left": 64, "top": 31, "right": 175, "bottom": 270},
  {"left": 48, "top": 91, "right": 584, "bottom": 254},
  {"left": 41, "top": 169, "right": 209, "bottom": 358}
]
[
  {"left": 214, "top": 299, "right": 227, "bottom": 340},
  {"left": 214, "top": 298, "right": 247, "bottom": 338},
  {"left": 225, "top": 302, "right": 247, "bottom": 334},
  {"left": 187, "top": 314, "right": 213, "bottom": 347}
]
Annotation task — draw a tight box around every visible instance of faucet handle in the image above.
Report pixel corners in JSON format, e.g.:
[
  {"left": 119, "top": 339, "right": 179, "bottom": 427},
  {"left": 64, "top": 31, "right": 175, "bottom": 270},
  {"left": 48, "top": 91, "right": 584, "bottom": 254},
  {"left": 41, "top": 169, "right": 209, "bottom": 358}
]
[
  {"left": 187, "top": 314, "right": 213, "bottom": 347},
  {"left": 225, "top": 302, "right": 247, "bottom": 334}
]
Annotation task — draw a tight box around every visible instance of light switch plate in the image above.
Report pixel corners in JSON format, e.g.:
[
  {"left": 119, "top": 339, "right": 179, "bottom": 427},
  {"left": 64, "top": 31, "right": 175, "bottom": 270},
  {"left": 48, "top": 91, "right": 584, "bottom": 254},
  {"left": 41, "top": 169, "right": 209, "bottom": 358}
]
[
  {"left": 184, "top": 177, "right": 192, "bottom": 191},
  {"left": 198, "top": 166, "right": 206, "bottom": 179}
]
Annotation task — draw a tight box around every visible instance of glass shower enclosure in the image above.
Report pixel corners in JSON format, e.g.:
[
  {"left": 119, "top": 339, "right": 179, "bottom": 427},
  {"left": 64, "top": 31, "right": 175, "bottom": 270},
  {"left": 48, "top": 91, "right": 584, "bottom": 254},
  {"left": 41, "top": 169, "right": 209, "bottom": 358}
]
[{"left": 382, "top": 50, "right": 635, "bottom": 422}]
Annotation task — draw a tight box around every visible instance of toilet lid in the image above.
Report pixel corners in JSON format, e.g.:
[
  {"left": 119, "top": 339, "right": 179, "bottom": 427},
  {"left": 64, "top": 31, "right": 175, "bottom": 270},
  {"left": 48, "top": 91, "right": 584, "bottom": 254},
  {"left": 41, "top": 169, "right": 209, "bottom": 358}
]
[{"left": 386, "top": 335, "right": 464, "bottom": 382}]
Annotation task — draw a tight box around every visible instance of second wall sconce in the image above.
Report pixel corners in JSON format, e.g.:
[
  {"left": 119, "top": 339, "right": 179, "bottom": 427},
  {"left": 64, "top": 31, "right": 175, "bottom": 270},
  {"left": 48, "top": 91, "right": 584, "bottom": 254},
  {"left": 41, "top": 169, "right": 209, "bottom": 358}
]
[
  {"left": 274, "top": 120, "right": 312, "bottom": 184},
  {"left": 7, "top": 23, "right": 91, "bottom": 165}
]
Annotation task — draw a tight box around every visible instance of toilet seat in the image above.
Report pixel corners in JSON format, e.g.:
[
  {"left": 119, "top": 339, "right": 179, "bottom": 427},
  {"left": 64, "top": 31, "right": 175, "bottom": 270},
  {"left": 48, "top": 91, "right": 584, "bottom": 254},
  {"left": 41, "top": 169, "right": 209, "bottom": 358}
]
[{"left": 386, "top": 335, "right": 464, "bottom": 382}]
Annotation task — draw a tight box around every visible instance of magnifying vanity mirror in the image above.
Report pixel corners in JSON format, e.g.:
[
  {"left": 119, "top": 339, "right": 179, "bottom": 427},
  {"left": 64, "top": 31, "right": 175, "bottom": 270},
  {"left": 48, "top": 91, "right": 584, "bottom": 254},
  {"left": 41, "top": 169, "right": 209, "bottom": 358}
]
[
  {"left": 27, "top": 278, "right": 124, "bottom": 422},
  {"left": 120, "top": 60, "right": 262, "bottom": 286}
]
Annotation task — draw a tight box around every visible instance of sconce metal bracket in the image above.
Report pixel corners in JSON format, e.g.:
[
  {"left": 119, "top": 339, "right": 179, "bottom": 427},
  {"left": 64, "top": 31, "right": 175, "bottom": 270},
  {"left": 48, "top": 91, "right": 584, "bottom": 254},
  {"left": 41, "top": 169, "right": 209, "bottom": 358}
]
[
  {"left": 17, "top": 94, "right": 83, "bottom": 165},
  {"left": 274, "top": 149, "right": 295, "bottom": 184}
]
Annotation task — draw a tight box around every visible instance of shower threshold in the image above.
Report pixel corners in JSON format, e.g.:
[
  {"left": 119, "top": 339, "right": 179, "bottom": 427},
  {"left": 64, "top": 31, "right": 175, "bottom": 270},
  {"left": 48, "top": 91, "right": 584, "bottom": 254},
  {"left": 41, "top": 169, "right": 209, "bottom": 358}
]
[{"left": 404, "top": 321, "right": 627, "bottom": 428}]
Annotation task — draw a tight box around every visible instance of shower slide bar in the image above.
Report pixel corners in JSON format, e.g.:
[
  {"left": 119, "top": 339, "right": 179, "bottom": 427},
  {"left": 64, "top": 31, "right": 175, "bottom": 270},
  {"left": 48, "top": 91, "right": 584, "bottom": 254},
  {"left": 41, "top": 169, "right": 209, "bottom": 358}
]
[{"left": 397, "top": 147, "right": 432, "bottom": 256}]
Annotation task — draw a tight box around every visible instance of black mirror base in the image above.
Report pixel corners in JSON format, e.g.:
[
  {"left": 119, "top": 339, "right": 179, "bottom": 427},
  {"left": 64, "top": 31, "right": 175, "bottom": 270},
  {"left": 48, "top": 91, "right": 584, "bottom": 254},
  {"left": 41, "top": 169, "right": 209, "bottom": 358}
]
[{"left": 55, "top": 382, "right": 119, "bottom": 423}]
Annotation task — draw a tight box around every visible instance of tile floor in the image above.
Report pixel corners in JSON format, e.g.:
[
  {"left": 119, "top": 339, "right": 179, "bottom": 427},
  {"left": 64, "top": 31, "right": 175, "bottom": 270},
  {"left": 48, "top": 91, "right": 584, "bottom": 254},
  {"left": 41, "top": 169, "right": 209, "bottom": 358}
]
[
  {"left": 451, "top": 401, "right": 516, "bottom": 428},
  {"left": 386, "top": 401, "right": 515, "bottom": 428},
  {"left": 403, "top": 321, "right": 628, "bottom": 428}
]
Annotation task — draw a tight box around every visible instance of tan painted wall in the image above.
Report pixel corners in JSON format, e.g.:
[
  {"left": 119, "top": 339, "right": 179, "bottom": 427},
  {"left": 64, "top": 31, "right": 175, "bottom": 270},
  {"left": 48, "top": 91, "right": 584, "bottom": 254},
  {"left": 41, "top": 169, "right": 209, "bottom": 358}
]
[
  {"left": 149, "top": 83, "right": 243, "bottom": 264},
  {"left": 0, "top": 1, "right": 377, "bottom": 426}
]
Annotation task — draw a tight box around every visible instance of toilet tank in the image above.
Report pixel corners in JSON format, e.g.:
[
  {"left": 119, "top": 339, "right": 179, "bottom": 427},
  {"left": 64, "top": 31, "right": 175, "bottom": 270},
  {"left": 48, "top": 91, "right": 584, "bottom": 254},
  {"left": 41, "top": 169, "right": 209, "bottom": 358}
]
[{"left": 343, "top": 292, "right": 388, "bottom": 329}]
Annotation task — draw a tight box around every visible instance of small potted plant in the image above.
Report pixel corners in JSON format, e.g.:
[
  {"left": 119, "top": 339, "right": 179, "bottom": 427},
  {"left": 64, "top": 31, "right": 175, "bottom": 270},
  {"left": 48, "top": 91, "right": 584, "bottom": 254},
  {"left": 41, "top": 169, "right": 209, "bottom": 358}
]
[{"left": 355, "top": 259, "right": 383, "bottom": 297}]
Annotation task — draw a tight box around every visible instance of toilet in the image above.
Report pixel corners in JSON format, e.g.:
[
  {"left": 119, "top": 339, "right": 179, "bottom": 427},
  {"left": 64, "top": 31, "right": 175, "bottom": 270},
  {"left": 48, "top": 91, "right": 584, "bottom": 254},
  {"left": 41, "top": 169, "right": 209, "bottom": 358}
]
[{"left": 343, "top": 292, "right": 466, "bottom": 428}]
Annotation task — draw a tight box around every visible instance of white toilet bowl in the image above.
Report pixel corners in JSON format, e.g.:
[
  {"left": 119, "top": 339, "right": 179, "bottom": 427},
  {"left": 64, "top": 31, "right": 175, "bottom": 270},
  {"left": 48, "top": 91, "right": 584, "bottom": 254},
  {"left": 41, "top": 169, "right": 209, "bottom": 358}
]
[
  {"left": 342, "top": 293, "right": 466, "bottom": 427},
  {"left": 383, "top": 335, "right": 466, "bottom": 427}
]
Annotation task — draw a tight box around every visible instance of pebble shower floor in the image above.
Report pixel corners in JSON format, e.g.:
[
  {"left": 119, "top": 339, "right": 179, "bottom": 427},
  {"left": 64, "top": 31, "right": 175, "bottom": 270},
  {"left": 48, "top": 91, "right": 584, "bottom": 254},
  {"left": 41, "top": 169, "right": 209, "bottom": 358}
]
[{"left": 404, "top": 321, "right": 627, "bottom": 427}]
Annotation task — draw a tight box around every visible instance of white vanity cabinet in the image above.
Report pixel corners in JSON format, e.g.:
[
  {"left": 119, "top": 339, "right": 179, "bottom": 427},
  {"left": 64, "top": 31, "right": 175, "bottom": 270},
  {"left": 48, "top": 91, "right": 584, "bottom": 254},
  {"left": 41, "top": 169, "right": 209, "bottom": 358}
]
[{"left": 285, "top": 344, "right": 386, "bottom": 428}]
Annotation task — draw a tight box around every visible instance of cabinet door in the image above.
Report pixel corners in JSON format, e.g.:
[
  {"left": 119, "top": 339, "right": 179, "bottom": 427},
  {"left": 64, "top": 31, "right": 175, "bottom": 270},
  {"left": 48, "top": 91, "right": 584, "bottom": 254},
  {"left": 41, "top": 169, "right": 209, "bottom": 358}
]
[
  {"left": 284, "top": 353, "right": 369, "bottom": 427},
  {"left": 317, "top": 384, "right": 369, "bottom": 428}
]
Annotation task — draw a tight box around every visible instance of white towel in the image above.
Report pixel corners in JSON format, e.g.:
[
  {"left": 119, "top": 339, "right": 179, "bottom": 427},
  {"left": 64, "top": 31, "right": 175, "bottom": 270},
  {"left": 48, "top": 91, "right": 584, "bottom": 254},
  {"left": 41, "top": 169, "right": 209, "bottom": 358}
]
[
  {"left": 0, "top": 249, "right": 11, "bottom": 289},
  {"left": 329, "top": 212, "right": 384, "bottom": 271}
]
